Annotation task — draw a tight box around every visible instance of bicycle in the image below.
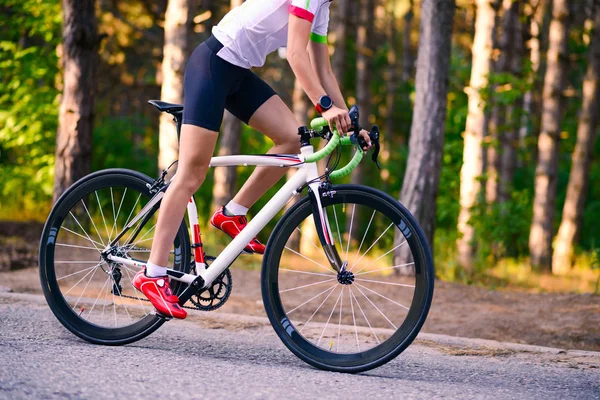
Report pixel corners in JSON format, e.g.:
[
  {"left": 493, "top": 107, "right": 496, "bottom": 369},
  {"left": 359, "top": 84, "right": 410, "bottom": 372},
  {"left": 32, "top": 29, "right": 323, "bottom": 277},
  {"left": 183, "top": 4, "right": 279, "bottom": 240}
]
[{"left": 39, "top": 100, "right": 434, "bottom": 373}]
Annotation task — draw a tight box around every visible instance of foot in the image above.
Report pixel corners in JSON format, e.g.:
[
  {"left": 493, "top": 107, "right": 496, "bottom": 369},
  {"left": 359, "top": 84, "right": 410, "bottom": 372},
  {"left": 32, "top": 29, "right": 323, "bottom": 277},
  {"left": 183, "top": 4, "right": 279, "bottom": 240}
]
[
  {"left": 132, "top": 270, "right": 187, "bottom": 319},
  {"left": 210, "top": 206, "right": 266, "bottom": 254}
]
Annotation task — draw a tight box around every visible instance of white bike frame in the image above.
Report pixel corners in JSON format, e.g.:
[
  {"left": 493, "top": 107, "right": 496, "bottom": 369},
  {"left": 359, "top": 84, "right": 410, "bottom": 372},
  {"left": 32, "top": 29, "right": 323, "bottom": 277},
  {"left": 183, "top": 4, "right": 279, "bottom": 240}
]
[{"left": 105, "top": 145, "right": 335, "bottom": 290}]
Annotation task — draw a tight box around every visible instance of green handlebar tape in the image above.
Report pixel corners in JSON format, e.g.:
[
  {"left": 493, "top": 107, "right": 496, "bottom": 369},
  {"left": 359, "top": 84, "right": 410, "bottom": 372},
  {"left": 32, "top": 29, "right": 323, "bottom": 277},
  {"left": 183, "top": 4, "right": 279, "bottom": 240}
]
[
  {"left": 330, "top": 148, "right": 363, "bottom": 180},
  {"left": 303, "top": 133, "right": 340, "bottom": 163},
  {"left": 340, "top": 136, "right": 353, "bottom": 146},
  {"left": 310, "top": 117, "right": 329, "bottom": 130}
]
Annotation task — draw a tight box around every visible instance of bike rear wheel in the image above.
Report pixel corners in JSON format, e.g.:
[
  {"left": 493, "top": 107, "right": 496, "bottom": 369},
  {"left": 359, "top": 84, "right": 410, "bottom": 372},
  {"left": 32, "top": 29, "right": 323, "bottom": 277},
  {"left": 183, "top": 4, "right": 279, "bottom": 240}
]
[
  {"left": 261, "top": 185, "right": 434, "bottom": 373},
  {"left": 39, "top": 169, "right": 191, "bottom": 345}
]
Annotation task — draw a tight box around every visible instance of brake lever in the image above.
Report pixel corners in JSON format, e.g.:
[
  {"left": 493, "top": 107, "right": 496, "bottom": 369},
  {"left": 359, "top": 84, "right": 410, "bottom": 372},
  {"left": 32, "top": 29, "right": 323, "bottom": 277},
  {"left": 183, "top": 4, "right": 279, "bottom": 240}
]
[{"left": 370, "top": 125, "right": 381, "bottom": 169}]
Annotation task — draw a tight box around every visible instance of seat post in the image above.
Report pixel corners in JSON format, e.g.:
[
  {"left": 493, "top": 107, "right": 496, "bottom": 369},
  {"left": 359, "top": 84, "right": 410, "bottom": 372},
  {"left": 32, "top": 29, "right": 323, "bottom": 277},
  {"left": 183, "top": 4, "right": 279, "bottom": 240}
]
[{"left": 171, "top": 111, "right": 183, "bottom": 143}]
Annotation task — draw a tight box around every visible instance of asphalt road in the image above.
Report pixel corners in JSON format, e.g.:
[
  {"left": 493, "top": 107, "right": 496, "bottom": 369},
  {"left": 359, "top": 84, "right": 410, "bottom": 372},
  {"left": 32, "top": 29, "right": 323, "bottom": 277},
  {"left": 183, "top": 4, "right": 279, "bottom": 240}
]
[{"left": 0, "top": 291, "right": 598, "bottom": 400}]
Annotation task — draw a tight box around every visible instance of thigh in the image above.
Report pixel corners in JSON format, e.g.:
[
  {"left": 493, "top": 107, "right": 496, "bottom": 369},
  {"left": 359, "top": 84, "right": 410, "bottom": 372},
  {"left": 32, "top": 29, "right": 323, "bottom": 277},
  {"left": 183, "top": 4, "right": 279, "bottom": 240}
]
[
  {"left": 177, "top": 124, "right": 219, "bottom": 175},
  {"left": 183, "top": 44, "right": 228, "bottom": 131},
  {"left": 244, "top": 94, "right": 301, "bottom": 147},
  {"left": 225, "top": 71, "right": 277, "bottom": 126}
]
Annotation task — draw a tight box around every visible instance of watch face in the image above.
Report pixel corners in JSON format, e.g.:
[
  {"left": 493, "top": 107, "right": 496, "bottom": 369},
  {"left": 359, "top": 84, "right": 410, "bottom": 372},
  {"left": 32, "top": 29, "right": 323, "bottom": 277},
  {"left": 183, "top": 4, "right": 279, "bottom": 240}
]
[{"left": 320, "top": 96, "right": 333, "bottom": 109}]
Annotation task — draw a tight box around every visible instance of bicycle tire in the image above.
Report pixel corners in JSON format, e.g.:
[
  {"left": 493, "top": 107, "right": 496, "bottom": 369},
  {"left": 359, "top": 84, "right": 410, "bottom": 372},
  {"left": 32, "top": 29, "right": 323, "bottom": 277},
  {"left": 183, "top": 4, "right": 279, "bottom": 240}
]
[
  {"left": 39, "top": 168, "right": 191, "bottom": 345},
  {"left": 261, "top": 184, "right": 434, "bottom": 373}
]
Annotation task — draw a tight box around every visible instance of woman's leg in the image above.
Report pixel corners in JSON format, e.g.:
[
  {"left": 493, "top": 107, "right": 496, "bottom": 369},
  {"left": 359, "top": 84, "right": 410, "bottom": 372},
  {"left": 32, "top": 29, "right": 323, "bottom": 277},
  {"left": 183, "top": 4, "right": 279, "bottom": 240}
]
[
  {"left": 232, "top": 95, "right": 301, "bottom": 208},
  {"left": 149, "top": 124, "right": 219, "bottom": 267}
]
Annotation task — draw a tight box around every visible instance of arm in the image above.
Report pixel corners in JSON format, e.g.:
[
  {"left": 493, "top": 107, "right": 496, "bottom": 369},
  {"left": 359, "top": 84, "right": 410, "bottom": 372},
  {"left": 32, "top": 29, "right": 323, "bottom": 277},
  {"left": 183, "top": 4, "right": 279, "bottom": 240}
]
[
  {"left": 308, "top": 41, "right": 347, "bottom": 111},
  {"left": 287, "top": 15, "right": 351, "bottom": 133}
]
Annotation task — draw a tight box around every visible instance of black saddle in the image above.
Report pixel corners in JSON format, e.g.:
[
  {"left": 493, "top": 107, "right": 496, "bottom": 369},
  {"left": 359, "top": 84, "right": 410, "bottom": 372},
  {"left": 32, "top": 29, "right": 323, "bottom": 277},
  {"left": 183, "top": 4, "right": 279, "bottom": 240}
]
[{"left": 148, "top": 100, "right": 183, "bottom": 115}]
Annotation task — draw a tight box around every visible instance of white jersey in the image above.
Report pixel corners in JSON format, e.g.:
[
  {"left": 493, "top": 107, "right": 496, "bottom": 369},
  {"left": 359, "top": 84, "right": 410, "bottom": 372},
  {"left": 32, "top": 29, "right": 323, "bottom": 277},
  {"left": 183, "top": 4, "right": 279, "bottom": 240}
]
[{"left": 212, "top": 0, "right": 332, "bottom": 69}]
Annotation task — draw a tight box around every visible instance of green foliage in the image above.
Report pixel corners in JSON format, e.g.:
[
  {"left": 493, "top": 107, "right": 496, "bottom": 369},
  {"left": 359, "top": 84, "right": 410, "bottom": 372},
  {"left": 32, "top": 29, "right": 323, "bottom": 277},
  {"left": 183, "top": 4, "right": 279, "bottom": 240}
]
[{"left": 0, "top": 0, "right": 61, "bottom": 218}]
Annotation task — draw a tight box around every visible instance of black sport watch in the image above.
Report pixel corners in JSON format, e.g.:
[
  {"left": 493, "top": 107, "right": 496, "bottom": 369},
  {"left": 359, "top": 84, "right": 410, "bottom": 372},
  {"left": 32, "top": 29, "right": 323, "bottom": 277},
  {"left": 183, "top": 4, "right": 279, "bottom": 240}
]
[{"left": 315, "top": 95, "right": 334, "bottom": 114}]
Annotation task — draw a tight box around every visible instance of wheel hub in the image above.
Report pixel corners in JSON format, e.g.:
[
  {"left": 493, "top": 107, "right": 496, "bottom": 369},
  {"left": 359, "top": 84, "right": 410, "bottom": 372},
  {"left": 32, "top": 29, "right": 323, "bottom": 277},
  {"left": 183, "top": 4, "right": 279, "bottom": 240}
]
[{"left": 337, "top": 265, "right": 355, "bottom": 285}]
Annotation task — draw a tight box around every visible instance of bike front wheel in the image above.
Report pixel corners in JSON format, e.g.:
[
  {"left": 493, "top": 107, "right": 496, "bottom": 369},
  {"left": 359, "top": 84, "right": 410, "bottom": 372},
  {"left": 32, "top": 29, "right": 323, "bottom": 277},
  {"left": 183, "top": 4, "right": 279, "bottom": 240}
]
[
  {"left": 261, "top": 185, "right": 434, "bottom": 373},
  {"left": 39, "top": 169, "right": 191, "bottom": 345}
]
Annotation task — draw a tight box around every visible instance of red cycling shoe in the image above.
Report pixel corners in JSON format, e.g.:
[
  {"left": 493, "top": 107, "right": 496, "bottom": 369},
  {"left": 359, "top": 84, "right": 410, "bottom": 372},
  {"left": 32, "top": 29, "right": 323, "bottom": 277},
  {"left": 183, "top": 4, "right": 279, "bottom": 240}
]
[
  {"left": 132, "top": 270, "right": 187, "bottom": 319},
  {"left": 210, "top": 206, "right": 265, "bottom": 254}
]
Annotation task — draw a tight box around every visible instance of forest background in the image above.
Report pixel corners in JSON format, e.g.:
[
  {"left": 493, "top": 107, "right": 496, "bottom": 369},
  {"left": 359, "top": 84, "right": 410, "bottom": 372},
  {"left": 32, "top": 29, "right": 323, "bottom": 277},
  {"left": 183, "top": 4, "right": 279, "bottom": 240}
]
[{"left": 1, "top": 0, "right": 600, "bottom": 294}]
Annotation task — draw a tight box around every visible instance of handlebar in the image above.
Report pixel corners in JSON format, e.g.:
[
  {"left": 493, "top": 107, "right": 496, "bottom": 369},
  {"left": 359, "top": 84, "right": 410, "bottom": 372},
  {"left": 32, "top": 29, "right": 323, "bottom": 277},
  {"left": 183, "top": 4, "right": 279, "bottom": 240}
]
[{"left": 302, "top": 106, "right": 380, "bottom": 180}]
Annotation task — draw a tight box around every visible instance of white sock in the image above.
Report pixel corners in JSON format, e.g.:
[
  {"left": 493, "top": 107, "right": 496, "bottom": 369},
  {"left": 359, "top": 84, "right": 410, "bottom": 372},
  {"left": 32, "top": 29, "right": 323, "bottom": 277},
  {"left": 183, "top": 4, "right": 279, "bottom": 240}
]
[
  {"left": 225, "top": 200, "right": 249, "bottom": 216},
  {"left": 146, "top": 261, "right": 167, "bottom": 278}
]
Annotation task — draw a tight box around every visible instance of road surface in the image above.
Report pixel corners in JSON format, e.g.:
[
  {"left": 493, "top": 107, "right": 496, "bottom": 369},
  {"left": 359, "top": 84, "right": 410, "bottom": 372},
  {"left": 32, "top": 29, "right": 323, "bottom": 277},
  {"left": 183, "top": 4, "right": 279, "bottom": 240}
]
[{"left": 0, "top": 291, "right": 598, "bottom": 399}]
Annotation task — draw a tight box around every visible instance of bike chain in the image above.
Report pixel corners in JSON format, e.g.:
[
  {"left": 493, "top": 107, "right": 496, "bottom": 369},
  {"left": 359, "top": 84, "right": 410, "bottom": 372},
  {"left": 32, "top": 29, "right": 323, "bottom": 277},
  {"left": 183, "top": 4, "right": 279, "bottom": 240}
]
[{"left": 117, "top": 293, "right": 204, "bottom": 311}]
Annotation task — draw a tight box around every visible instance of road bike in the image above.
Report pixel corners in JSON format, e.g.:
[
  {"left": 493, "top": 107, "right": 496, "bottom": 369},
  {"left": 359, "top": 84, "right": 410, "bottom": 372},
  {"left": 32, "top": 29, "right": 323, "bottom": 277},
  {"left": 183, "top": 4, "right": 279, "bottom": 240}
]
[{"left": 39, "top": 100, "right": 434, "bottom": 373}]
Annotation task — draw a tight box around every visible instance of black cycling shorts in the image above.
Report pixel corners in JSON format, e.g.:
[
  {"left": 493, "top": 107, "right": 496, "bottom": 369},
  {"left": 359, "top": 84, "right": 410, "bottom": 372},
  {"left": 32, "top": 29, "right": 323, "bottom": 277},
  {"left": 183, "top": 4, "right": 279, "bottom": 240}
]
[{"left": 182, "top": 35, "right": 277, "bottom": 131}]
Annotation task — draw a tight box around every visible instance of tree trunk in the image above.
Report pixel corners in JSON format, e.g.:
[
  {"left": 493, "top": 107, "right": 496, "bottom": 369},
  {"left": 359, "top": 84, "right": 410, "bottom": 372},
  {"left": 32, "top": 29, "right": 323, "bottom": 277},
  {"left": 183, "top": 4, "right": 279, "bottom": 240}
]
[
  {"left": 53, "top": 0, "right": 99, "bottom": 202},
  {"left": 552, "top": 8, "right": 600, "bottom": 274},
  {"left": 457, "top": 0, "right": 499, "bottom": 270},
  {"left": 158, "top": 0, "right": 195, "bottom": 171},
  {"left": 331, "top": 0, "right": 349, "bottom": 87},
  {"left": 347, "top": 0, "right": 374, "bottom": 239},
  {"left": 393, "top": 0, "right": 456, "bottom": 275},
  {"left": 486, "top": 0, "right": 520, "bottom": 204},
  {"left": 529, "top": 0, "right": 569, "bottom": 270},
  {"left": 401, "top": 0, "right": 415, "bottom": 83},
  {"left": 382, "top": 0, "right": 400, "bottom": 188},
  {"left": 520, "top": 0, "right": 545, "bottom": 142},
  {"left": 499, "top": 1, "right": 524, "bottom": 203}
]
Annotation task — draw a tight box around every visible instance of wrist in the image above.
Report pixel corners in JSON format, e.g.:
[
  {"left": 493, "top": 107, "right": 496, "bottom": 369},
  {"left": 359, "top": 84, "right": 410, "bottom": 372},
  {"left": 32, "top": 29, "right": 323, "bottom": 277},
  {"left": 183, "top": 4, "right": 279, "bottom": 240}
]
[{"left": 315, "top": 95, "right": 334, "bottom": 114}]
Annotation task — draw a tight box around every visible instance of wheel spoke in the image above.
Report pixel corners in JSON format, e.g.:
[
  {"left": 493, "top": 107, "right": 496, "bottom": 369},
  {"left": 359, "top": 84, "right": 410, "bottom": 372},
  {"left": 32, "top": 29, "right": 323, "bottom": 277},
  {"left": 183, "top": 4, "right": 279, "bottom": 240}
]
[
  {"left": 332, "top": 204, "right": 343, "bottom": 254},
  {"left": 294, "top": 226, "right": 321, "bottom": 252},
  {"left": 87, "top": 272, "right": 111, "bottom": 321},
  {"left": 112, "top": 272, "right": 133, "bottom": 324},
  {"left": 55, "top": 243, "right": 100, "bottom": 251},
  {"left": 279, "top": 278, "right": 337, "bottom": 293},
  {"left": 57, "top": 265, "right": 98, "bottom": 281},
  {"left": 349, "top": 285, "right": 360, "bottom": 352},
  {"left": 353, "top": 210, "right": 375, "bottom": 265},
  {"left": 316, "top": 288, "right": 344, "bottom": 347},
  {"left": 72, "top": 265, "right": 100, "bottom": 311},
  {"left": 349, "top": 288, "right": 380, "bottom": 345},
  {"left": 350, "top": 222, "right": 394, "bottom": 271},
  {"left": 354, "top": 278, "right": 415, "bottom": 288},
  {"left": 68, "top": 212, "right": 103, "bottom": 252},
  {"left": 354, "top": 262, "right": 415, "bottom": 276},
  {"left": 286, "top": 284, "right": 337, "bottom": 315},
  {"left": 299, "top": 285, "right": 339, "bottom": 334},
  {"left": 345, "top": 204, "right": 355, "bottom": 261},
  {"left": 355, "top": 283, "right": 409, "bottom": 310},
  {"left": 95, "top": 191, "right": 111, "bottom": 242},
  {"left": 354, "top": 240, "right": 408, "bottom": 275},
  {"left": 284, "top": 246, "right": 335, "bottom": 274},
  {"left": 123, "top": 193, "right": 143, "bottom": 230},
  {"left": 279, "top": 268, "right": 335, "bottom": 277},
  {"left": 55, "top": 260, "right": 104, "bottom": 264},
  {"left": 353, "top": 284, "right": 398, "bottom": 330},
  {"left": 109, "top": 187, "right": 127, "bottom": 240},
  {"left": 80, "top": 199, "right": 106, "bottom": 247},
  {"left": 109, "top": 187, "right": 117, "bottom": 239},
  {"left": 337, "top": 286, "right": 344, "bottom": 352},
  {"left": 62, "top": 263, "right": 102, "bottom": 296}
]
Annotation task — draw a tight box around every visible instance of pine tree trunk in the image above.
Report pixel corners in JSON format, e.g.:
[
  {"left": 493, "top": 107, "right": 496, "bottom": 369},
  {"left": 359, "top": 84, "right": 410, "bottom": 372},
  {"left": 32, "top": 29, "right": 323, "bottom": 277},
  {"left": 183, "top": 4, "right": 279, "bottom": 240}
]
[
  {"left": 521, "top": 0, "right": 551, "bottom": 153},
  {"left": 401, "top": 0, "right": 415, "bottom": 83},
  {"left": 331, "top": 0, "right": 349, "bottom": 86},
  {"left": 457, "top": 0, "right": 499, "bottom": 270},
  {"left": 529, "top": 0, "right": 569, "bottom": 270},
  {"left": 158, "top": 0, "right": 194, "bottom": 171},
  {"left": 382, "top": 0, "right": 400, "bottom": 188},
  {"left": 499, "top": 1, "right": 524, "bottom": 203},
  {"left": 486, "top": 0, "right": 520, "bottom": 204},
  {"left": 552, "top": 8, "right": 600, "bottom": 275},
  {"left": 53, "top": 0, "right": 99, "bottom": 202},
  {"left": 393, "top": 0, "right": 456, "bottom": 275}
]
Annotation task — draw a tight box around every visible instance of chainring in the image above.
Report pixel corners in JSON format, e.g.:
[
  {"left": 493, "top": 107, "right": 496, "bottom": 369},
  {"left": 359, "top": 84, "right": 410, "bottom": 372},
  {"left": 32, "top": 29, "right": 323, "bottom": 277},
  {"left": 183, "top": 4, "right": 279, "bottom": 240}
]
[{"left": 189, "top": 268, "right": 232, "bottom": 311}]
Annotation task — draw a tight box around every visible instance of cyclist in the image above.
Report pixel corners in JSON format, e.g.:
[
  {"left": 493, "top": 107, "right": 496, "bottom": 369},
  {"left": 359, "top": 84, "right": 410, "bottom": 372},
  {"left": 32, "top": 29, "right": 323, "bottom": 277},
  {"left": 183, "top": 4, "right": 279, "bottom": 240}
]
[{"left": 133, "top": 0, "right": 372, "bottom": 319}]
